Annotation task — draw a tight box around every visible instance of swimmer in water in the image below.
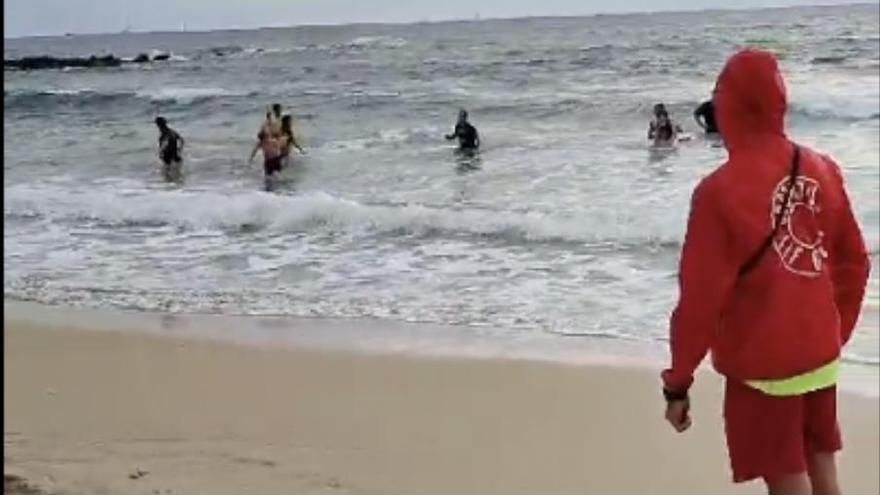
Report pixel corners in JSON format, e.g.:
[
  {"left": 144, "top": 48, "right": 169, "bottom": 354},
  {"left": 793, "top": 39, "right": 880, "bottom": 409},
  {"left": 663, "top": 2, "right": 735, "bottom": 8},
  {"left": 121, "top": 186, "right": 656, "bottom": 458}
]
[
  {"left": 249, "top": 125, "right": 283, "bottom": 179},
  {"left": 694, "top": 99, "right": 718, "bottom": 134},
  {"left": 256, "top": 103, "right": 283, "bottom": 140},
  {"left": 154, "top": 116, "right": 185, "bottom": 179},
  {"left": 648, "top": 103, "right": 682, "bottom": 147},
  {"left": 445, "top": 109, "right": 480, "bottom": 150}
]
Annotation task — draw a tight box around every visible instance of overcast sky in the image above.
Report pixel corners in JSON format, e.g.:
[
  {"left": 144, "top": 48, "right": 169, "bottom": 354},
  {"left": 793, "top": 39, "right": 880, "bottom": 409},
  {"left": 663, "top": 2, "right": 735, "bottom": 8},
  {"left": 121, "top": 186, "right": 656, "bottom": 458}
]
[{"left": 4, "top": 0, "right": 870, "bottom": 38}]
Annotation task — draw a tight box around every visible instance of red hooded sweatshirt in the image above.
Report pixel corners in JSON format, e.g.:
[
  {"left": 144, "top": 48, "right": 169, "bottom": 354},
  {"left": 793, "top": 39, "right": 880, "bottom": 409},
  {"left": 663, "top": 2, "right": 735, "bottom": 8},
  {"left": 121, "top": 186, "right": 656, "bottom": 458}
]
[{"left": 662, "top": 48, "right": 870, "bottom": 393}]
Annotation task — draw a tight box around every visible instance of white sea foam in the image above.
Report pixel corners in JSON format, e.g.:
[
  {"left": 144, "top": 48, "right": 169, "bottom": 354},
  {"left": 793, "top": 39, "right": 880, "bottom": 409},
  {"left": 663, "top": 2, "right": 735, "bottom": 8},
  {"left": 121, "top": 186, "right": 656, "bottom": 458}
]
[
  {"left": 3, "top": 184, "right": 682, "bottom": 247},
  {"left": 345, "top": 36, "right": 408, "bottom": 49},
  {"left": 135, "top": 87, "right": 247, "bottom": 102}
]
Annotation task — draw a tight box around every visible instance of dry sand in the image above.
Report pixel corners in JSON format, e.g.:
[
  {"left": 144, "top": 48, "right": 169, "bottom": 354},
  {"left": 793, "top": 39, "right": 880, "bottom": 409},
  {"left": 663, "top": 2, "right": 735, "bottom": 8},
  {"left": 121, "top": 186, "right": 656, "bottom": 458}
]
[{"left": 4, "top": 305, "right": 878, "bottom": 495}]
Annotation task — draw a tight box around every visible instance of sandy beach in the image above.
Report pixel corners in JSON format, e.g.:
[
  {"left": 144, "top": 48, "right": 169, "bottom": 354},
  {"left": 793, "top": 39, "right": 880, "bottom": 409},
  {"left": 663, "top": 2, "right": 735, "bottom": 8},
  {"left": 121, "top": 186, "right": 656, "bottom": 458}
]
[{"left": 4, "top": 303, "right": 878, "bottom": 495}]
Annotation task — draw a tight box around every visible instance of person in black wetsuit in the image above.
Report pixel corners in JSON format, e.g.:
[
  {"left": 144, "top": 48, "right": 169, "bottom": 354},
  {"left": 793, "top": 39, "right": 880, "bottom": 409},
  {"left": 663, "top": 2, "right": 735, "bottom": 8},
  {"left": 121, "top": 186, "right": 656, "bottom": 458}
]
[
  {"left": 155, "top": 117, "right": 185, "bottom": 179},
  {"left": 694, "top": 99, "right": 718, "bottom": 134},
  {"left": 445, "top": 109, "right": 479, "bottom": 150}
]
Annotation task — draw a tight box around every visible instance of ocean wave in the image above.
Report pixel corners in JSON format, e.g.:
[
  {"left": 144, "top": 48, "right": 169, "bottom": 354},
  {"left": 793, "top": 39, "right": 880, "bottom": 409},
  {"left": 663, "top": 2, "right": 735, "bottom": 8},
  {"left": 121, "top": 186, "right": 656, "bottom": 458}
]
[
  {"left": 225, "top": 36, "right": 408, "bottom": 57},
  {"left": 4, "top": 88, "right": 132, "bottom": 109},
  {"left": 511, "top": 58, "right": 555, "bottom": 66},
  {"left": 346, "top": 89, "right": 401, "bottom": 98},
  {"left": 186, "top": 37, "right": 403, "bottom": 61},
  {"left": 4, "top": 86, "right": 252, "bottom": 110},
  {"left": 789, "top": 102, "right": 880, "bottom": 121},
  {"left": 343, "top": 36, "right": 407, "bottom": 49},
  {"left": 197, "top": 45, "right": 247, "bottom": 57},
  {"left": 321, "top": 126, "right": 441, "bottom": 151},
  {"left": 4, "top": 185, "right": 682, "bottom": 248},
  {"left": 841, "top": 353, "right": 880, "bottom": 366},
  {"left": 344, "top": 89, "right": 403, "bottom": 108},
  {"left": 473, "top": 98, "right": 588, "bottom": 118},
  {"left": 135, "top": 86, "right": 250, "bottom": 102},
  {"left": 571, "top": 43, "right": 640, "bottom": 67},
  {"left": 788, "top": 91, "right": 880, "bottom": 121},
  {"left": 195, "top": 44, "right": 310, "bottom": 59},
  {"left": 578, "top": 43, "right": 617, "bottom": 54},
  {"left": 810, "top": 55, "right": 849, "bottom": 65},
  {"left": 142, "top": 49, "right": 188, "bottom": 62},
  {"left": 301, "top": 89, "right": 335, "bottom": 96}
]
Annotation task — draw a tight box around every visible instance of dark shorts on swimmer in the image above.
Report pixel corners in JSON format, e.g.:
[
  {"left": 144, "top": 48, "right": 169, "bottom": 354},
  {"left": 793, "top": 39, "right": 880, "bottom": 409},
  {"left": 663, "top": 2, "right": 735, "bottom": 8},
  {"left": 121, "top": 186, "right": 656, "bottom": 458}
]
[
  {"left": 161, "top": 150, "right": 181, "bottom": 165},
  {"left": 263, "top": 157, "right": 283, "bottom": 176}
]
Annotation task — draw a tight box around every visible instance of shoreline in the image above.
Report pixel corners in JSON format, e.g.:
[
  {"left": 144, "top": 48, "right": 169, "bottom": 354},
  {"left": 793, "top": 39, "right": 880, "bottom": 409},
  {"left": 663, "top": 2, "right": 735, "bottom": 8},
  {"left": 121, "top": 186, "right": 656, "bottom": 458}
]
[
  {"left": 5, "top": 299, "right": 879, "bottom": 397},
  {"left": 3, "top": 299, "right": 669, "bottom": 367},
  {"left": 4, "top": 302, "right": 879, "bottom": 494}
]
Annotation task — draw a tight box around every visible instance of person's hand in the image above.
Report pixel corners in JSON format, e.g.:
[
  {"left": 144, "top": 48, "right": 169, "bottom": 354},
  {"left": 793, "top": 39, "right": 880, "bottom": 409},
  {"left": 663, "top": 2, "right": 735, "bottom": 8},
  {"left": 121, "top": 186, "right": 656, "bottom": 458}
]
[{"left": 665, "top": 397, "right": 692, "bottom": 433}]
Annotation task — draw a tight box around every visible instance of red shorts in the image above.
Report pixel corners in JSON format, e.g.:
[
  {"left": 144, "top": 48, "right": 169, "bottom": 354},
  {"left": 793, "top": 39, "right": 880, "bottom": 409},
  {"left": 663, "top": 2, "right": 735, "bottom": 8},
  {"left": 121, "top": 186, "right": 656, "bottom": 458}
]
[{"left": 723, "top": 380, "right": 841, "bottom": 483}]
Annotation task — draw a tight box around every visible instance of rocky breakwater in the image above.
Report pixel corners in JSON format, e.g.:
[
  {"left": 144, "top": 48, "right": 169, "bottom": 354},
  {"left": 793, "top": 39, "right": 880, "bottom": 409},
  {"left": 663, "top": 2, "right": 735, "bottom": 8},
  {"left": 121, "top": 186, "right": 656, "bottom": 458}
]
[{"left": 5, "top": 52, "right": 172, "bottom": 71}]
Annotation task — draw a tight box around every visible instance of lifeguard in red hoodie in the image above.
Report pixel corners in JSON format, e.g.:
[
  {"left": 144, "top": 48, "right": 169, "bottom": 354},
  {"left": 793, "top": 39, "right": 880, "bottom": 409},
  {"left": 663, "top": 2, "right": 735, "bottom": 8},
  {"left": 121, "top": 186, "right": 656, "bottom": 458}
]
[{"left": 661, "top": 48, "right": 870, "bottom": 494}]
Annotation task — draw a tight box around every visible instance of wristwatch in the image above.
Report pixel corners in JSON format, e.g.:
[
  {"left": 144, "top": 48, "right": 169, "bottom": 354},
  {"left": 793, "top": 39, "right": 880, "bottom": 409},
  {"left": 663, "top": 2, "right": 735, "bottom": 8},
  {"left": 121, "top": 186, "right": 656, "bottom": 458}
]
[{"left": 663, "top": 387, "right": 689, "bottom": 402}]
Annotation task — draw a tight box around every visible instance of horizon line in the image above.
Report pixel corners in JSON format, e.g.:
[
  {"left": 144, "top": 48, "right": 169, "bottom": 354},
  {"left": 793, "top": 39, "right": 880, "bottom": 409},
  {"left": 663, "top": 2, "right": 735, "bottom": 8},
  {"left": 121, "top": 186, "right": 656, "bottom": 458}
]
[{"left": 4, "top": 1, "right": 875, "bottom": 40}]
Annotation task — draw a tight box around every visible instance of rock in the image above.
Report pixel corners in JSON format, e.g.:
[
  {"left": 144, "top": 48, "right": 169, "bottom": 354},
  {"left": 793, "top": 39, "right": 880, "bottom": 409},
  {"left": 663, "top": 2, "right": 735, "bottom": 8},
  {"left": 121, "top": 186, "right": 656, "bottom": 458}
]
[
  {"left": 4, "top": 54, "right": 123, "bottom": 71},
  {"left": 2, "top": 50, "right": 184, "bottom": 71}
]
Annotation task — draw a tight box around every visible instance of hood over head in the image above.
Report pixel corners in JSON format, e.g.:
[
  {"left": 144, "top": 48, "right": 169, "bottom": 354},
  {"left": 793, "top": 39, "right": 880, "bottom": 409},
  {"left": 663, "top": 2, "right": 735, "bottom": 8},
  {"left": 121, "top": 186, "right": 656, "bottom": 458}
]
[{"left": 714, "top": 48, "right": 787, "bottom": 151}]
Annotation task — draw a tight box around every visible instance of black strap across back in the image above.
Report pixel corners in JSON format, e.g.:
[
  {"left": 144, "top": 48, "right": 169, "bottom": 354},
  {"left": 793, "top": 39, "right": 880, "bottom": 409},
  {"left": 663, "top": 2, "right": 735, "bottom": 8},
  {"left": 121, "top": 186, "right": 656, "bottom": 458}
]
[{"left": 738, "top": 144, "right": 801, "bottom": 277}]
